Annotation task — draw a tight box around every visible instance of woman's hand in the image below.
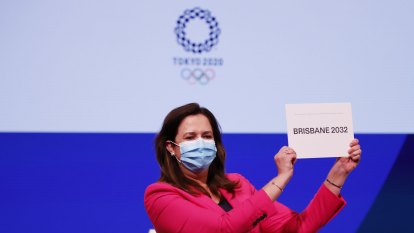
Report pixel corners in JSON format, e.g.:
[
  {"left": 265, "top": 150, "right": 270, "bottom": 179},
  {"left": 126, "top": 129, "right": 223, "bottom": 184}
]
[
  {"left": 325, "top": 138, "right": 362, "bottom": 195},
  {"left": 332, "top": 138, "right": 362, "bottom": 175},
  {"left": 274, "top": 146, "right": 297, "bottom": 179},
  {"left": 263, "top": 146, "right": 297, "bottom": 201}
]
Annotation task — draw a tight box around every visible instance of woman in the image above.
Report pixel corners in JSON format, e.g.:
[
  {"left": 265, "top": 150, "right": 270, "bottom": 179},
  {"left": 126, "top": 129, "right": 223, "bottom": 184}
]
[{"left": 144, "top": 103, "right": 361, "bottom": 233}]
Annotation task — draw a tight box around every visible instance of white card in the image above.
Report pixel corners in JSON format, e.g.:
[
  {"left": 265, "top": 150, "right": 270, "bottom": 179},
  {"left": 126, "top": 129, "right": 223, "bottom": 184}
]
[{"left": 285, "top": 103, "right": 354, "bottom": 159}]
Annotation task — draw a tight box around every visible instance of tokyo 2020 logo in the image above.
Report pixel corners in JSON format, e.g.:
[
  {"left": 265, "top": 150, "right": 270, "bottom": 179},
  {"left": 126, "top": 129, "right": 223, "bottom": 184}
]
[
  {"left": 173, "top": 7, "right": 223, "bottom": 85},
  {"left": 174, "top": 7, "right": 221, "bottom": 54}
]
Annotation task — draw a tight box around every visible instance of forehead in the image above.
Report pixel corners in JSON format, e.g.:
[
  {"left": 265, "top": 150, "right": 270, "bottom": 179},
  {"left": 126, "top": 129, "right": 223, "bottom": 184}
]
[{"left": 177, "top": 114, "right": 212, "bottom": 134}]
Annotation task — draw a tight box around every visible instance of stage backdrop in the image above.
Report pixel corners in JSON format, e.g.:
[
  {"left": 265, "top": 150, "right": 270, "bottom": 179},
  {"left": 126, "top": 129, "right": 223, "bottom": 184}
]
[{"left": 1, "top": 1, "right": 413, "bottom": 232}]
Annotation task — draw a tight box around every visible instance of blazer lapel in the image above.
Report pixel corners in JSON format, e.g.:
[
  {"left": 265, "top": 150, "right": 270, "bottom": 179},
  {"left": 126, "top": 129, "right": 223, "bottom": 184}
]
[{"left": 220, "top": 188, "right": 241, "bottom": 209}]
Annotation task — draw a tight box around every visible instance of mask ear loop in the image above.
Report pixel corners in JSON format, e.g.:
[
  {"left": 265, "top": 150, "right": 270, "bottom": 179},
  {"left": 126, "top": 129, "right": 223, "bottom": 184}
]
[
  {"left": 167, "top": 140, "right": 180, "bottom": 147},
  {"left": 166, "top": 140, "right": 182, "bottom": 164}
]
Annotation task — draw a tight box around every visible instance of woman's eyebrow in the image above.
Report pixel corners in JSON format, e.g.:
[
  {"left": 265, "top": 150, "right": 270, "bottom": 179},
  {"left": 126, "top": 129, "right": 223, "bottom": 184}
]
[{"left": 182, "top": 131, "right": 196, "bottom": 136}]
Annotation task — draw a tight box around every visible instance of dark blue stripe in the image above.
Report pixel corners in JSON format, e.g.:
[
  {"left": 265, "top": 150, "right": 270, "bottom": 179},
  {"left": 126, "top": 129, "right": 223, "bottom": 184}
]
[
  {"left": 358, "top": 134, "right": 414, "bottom": 233},
  {"left": 0, "top": 133, "right": 407, "bottom": 232}
]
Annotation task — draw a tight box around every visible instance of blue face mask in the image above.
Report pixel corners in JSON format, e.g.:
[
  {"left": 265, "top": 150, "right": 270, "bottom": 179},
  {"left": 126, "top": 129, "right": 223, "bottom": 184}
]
[{"left": 170, "top": 138, "right": 217, "bottom": 173}]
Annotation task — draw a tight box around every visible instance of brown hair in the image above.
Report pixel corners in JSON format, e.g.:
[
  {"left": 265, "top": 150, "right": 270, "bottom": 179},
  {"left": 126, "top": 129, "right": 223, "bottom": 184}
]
[{"left": 155, "top": 103, "right": 239, "bottom": 197}]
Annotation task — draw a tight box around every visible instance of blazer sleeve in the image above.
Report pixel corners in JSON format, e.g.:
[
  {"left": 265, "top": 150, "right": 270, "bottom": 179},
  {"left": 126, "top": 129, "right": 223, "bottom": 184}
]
[
  {"left": 260, "top": 184, "right": 346, "bottom": 233},
  {"left": 144, "top": 176, "right": 276, "bottom": 233}
]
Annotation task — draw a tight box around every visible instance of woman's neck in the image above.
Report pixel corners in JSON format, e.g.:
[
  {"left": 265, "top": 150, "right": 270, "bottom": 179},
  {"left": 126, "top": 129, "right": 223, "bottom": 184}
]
[
  {"left": 180, "top": 167, "right": 220, "bottom": 202},
  {"left": 181, "top": 167, "right": 209, "bottom": 185}
]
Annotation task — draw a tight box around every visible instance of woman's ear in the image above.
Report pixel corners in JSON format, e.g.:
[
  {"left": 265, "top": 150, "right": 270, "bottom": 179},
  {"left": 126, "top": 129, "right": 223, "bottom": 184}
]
[{"left": 166, "top": 141, "right": 175, "bottom": 155}]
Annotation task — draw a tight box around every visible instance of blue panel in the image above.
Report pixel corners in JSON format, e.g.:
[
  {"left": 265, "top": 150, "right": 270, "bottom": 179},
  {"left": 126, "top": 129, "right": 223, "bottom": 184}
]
[
  {"left": 0, "top": 133, "right": 159, "bottom": 232},
  {"left": 0, "top": 133, "right": 407, "bottom": 232},
  {"left": 358, "top": 135, "right": 414, "bottom": 232},
  {"left": 223, "top": 134, "right": 406, "bottom": 232}
]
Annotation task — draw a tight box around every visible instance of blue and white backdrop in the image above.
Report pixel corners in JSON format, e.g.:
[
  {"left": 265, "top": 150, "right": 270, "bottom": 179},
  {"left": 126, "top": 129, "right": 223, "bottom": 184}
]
[{"left": 1, "top": 1, "right": 413, "bottom": 232}]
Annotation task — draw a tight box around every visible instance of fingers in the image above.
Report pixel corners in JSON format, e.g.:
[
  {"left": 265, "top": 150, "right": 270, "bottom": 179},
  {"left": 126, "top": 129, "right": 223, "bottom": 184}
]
[
  {"left": 349, "top": 138, "right": 359, "bottom": 147},
  {"left": 276, "top": 146, "right": 297, "bottom": 168},
  {"left": 285, "top": 147, "right": 297, "bottom": 165},
  {"left": 348, "top": 139, "right": 362, "bottom": 163},
  {"left": 349, "top": 151, "right": 361, "bottom": 163},
  {"left": 348, "top": 144, "right": 360, "bottom": 154}
]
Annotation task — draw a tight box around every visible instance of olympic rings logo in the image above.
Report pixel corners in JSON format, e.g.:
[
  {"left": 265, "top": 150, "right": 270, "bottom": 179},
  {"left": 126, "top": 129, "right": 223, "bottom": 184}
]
[
  {"left": 181, "top": 68, "right": 215, "bottom": 85},
  {"left": 174, "top": 7, "right": 221, "bottom": 54}
]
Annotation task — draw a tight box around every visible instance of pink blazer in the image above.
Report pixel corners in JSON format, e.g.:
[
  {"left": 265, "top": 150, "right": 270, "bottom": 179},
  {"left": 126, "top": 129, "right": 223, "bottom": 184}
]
[{"left": 144, "top": 173, "right": 345, "bottom": 233}]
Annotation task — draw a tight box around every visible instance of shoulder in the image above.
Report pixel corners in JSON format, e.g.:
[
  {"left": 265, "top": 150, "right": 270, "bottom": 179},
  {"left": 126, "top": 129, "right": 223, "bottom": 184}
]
[
  {"left": 225, "top": 173, "right": 252, "bottom": 185},
  {"left": 144, "top": 181, "right": 184, "bottom": 199},
  {"left": 144, "top": 174, "right": 250, "bottom": 196},
  {"left": 145, "top": 181, "right": 173, "bottom": 192},
  {"left": 224, "top": 173, "right": 257, "bottom": 194},
  {"left": 144, "top": 181, "right": 194, "bottom": 211},
  {"left": 144, "top": 181, "right": 202, "bottom": 202}
]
